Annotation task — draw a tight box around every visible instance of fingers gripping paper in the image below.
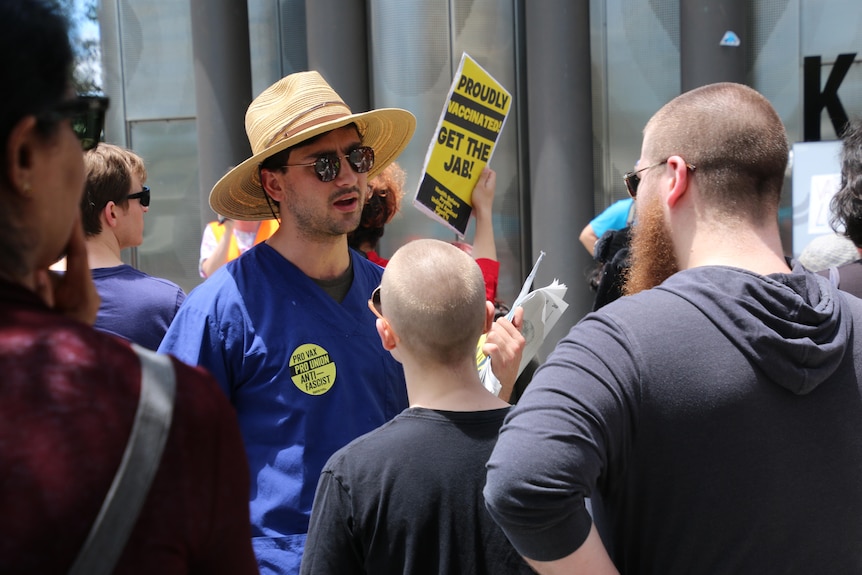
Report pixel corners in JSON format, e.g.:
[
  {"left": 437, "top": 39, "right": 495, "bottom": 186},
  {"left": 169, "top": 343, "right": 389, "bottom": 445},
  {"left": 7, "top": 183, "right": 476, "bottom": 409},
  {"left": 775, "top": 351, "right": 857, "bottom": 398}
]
[{"left": 477, "top": 252, "right": 569, "bottom": 396}]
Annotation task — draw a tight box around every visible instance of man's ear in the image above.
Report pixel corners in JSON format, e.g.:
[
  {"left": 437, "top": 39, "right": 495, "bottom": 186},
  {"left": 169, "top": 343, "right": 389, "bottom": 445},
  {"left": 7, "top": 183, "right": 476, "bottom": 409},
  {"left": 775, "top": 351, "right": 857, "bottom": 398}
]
[
  {"left": 376, "top": 317, "right": 398, "bottom": 351},
  {"left": 259, "top": 168, "right": 285, "bottom": 203},
  {"left": 483, "top": 301, "right": 495, "bottom": 335},
  {"left": 6, "top": 116, "right": 38, "bottom": 197},
  {"left": 665, "top": 155, "right": 691, "bottom": 208},
  {"left": 102, "top": 201, "right": 120, "bottom": 229}
]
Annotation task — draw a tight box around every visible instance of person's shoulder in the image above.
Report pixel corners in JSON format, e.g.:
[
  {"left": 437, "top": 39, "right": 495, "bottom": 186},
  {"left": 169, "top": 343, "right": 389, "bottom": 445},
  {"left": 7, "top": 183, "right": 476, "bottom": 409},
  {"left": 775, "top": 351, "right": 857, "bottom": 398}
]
[
  {"left": 130, "top": 269, "right": 185, "bottom": 293},
  {"left": 147, "top": 276, "right": 186, "bottom": 300},
  {"left": 166, "top": 353, "right": 235, "bottom": 414},
  {"left": 595, "top": 197, "right": 633, "bottom": 216},
  {"left": 323, "top": 412, "right": 406, "bottom": 470},
  {"left": 91, "top": 264, "right": 135, "bottom": 279},
  {"left": 97, "top": 267, "right": 186, "bottom": 304},
  {"left": 837, "top": 259, "right": 862, "bottom": 274},
  {"left": 834, "top": 261, "right": 862, "bottom": 301}
]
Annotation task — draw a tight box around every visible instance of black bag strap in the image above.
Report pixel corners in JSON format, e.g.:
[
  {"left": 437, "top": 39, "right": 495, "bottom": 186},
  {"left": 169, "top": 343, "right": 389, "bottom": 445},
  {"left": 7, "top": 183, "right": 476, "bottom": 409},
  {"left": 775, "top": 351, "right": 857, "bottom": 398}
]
[{"left": 68, "top": 344, "right": 176, "bottom": 575}]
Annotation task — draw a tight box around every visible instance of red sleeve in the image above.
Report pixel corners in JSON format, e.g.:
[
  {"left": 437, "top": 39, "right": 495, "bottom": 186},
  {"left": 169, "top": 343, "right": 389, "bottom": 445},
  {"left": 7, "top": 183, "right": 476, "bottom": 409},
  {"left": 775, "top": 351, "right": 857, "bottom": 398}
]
[
  {"left": 477, "top": 258, "right": 500, "bottom": 302},
  {"left": 366, "top": 250, "right": 389, "bottom": 267}
]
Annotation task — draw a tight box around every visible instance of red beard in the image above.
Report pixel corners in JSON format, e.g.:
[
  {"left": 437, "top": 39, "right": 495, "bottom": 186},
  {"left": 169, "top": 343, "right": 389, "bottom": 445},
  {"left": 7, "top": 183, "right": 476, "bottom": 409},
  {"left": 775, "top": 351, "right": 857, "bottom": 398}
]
[{"left": 623, "top": 192, "right": 679, "bottom": 295}]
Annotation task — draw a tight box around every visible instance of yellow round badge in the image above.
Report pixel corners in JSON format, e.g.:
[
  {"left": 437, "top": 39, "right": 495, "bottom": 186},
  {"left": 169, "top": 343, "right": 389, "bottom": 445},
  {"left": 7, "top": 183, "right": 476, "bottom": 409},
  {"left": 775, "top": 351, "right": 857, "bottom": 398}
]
[{"left": 289, "top": 343, "right": 336, "bottom": 395}]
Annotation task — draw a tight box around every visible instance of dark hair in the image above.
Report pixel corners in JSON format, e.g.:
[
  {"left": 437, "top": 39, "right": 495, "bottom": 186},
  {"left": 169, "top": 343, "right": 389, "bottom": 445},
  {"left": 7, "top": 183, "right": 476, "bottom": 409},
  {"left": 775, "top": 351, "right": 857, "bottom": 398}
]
[
  {"left": 348, "top": 162, "right": 405, "bottom": 252},
  {"left": 831, "top": 119, "right": 862, "bottom": 247},
  {"left": 0, "top": 0, "right": 73, "bottom": 278},
  {"left": 0, "top": 1, "right": 73, "bottom": 182}
]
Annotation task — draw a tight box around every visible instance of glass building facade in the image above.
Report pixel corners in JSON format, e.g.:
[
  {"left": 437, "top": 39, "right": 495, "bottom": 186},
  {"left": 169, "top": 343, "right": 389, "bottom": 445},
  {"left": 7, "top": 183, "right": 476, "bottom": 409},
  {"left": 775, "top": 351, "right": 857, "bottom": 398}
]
[{"left": 96, "top": 0, "right": 862, "bottom": 356}]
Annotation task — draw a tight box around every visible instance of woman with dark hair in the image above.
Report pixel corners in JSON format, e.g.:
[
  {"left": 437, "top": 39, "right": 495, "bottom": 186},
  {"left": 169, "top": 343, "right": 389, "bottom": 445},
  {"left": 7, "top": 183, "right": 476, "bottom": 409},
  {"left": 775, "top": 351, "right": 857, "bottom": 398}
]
[
  {"left": 0, "top": 2, "right": 258, "bottom": 573},
  {"left": 825, "top": 118, "right": 862, "bottom": 296},
  {"left": 348, "top": 161, "right": 406, "bottom": 266},
  {"left": 349, "top": 164, "right": 503, "bottom": 303}
]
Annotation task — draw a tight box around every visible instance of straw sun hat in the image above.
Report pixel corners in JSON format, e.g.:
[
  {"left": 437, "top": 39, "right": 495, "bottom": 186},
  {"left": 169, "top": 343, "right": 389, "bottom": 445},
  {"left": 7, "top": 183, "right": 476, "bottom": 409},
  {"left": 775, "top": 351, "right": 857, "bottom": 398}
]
[{"left": 210, "top": 71, "right": 416, "bottom": 220}]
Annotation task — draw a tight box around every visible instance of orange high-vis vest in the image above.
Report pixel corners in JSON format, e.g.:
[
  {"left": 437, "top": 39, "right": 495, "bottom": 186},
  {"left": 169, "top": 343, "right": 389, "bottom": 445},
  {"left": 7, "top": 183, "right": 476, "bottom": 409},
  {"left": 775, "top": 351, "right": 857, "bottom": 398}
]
[{"left": 208, "top": 219, "right": 279, "bottom": 262}]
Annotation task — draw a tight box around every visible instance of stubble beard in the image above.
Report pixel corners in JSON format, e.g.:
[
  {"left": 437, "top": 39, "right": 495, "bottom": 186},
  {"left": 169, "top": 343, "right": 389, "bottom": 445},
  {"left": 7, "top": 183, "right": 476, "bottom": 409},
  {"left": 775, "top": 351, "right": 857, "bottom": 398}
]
[
  {"left": 623, "top": 193, "right": 680, "bottom": 296},
  {"left": 285, "top": 184, "right": 366, "bottom": 240}
]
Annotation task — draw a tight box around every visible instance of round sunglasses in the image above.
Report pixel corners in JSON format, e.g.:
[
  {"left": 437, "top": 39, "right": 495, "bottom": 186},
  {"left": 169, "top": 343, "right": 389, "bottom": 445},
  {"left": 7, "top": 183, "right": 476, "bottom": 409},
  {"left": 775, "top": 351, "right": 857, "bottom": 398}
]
[{"left": 281, "top": 146, "right": 375, "bottom": 182}]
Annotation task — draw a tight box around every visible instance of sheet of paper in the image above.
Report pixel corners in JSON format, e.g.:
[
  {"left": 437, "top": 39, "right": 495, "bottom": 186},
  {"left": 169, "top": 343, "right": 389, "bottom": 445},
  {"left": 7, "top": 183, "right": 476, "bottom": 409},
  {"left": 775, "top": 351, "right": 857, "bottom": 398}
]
[{"left": 477, "top": 252, "right": 569, "bottom": 396}]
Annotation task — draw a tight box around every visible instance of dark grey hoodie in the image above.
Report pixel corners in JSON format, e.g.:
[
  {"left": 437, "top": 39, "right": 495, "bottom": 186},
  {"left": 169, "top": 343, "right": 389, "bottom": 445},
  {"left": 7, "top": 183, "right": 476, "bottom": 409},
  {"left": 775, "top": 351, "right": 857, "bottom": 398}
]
[{"left": 485, "top": 263, "right": 862, "bottom": 574}]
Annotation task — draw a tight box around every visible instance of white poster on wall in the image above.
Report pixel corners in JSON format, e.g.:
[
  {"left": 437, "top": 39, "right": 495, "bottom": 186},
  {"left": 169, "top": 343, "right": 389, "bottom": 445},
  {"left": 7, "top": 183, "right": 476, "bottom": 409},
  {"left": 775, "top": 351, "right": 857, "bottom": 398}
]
[
  {"left": 807, "top": 173, "right": 841, "bottom": 235},
  {"left": 791, "top": 140, "right": 843, "bottom": 257}
]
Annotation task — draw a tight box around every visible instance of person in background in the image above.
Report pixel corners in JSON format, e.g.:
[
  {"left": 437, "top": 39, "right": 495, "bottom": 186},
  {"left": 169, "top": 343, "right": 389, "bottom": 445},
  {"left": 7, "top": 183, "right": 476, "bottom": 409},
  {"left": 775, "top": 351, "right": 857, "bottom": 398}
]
[
  {"left": 200, "top": 214, "right": 278, "bottom": 278},
  {"left": 350, "top": 164, "right": 502, "bottom": 303},
  {"left": 822, "top": 117, "right": 862, "bottom": 296},
  {"left": 159, "top": 71, "right": 524, "bottom": 575},
  {"left": 301, "top": 239, "right": 532, "bottom": 575},
  {"left": 81, "top": 143, "right": 185, "bottom": 350},
  {"left": 583, "top": 194, "right": 636, "bottom": 310},
  {"left": 0, "top": 1, "right": 258, "bottom": 572},
  {"left": 484, "top": 82, "right": 862, "bottom": 573},
  {"left": 578, "top": 196, "right": 635, "bottom": 255},
  {"left": 347, "top": 161, "right": 406, "bottom": 266},
  {"left": 798, "top": 232, "right": 859, "bottom": 272},
  {"left": 350, "top": 164, "right": 522, "bottom": 398},
  {"left": 460, "top": 167, "right": 502, "bottom": 304}
]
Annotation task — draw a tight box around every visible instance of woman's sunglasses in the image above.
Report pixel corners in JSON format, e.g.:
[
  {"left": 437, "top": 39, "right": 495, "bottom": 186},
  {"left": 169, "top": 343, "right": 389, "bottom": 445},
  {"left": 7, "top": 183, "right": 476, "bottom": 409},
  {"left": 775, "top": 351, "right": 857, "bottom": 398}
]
[
  {"left": 42, "top": 95, "right": 110, "bottom": 151},
  {"left": 283, "top": 145, "right": 375, "bottom": 182}
]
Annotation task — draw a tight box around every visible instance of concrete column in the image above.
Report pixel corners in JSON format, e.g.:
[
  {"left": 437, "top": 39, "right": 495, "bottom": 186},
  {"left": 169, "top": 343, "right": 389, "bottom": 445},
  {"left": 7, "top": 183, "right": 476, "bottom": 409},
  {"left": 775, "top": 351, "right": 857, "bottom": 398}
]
[
  {"left": 681, "top": 0, "right": 747, "bottom": 92},
  {"left": 189, "top": 0, "right": 253, "bottom": 226},
  {"left": 525, "top": 0, "right": 594, "bottom": 358},
  {"left": 305, "top": 0, "right": 369, "bottom": 112}
]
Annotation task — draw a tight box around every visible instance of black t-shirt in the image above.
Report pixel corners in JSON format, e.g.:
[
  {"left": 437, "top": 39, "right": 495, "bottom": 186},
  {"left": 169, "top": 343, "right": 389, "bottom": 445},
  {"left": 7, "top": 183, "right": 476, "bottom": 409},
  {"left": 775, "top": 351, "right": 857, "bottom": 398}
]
[{"left": 301, "top": 407, "right": 533, "bottom": 575}]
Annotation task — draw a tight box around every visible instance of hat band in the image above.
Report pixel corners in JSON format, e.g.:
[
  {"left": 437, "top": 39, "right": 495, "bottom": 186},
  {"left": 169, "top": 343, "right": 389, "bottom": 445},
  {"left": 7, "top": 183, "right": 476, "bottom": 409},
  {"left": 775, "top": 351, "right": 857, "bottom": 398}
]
[{"left": 264, "top": 101, "right": 351, "bottom": 147}]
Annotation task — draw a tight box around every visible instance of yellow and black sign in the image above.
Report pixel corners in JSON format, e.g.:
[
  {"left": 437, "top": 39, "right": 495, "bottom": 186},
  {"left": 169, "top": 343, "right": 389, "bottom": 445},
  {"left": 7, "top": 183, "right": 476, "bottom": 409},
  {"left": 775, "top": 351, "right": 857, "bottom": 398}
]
[
  {"left": 289, "top": 343, "right": 336, "bottom": 395},
  {"left": 414, "top": 53, "right": 512, "bottom": 236}
]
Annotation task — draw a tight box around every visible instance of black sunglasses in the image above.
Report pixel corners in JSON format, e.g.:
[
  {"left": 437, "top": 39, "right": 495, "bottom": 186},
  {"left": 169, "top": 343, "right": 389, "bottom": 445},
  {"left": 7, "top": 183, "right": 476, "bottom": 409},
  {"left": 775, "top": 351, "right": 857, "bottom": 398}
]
[
  {"left": 282, "top": 145, "right": 375, "bottom": 182},
  {"left": 44, "top": 95, "right": 110, "bottom": 151},
  {"left": 623, "top": 160, "right": 696, "bottom": 198},
  {"left": 126, "top": 185, "right": 151, "bottom": 207}
]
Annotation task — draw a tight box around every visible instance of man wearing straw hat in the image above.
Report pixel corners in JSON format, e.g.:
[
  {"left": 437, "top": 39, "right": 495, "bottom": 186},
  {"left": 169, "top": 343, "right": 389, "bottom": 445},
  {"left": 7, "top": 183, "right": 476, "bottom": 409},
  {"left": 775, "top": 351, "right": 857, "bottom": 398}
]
[{"left": 159, "top": 71, "right": 416, "bottom": 574}]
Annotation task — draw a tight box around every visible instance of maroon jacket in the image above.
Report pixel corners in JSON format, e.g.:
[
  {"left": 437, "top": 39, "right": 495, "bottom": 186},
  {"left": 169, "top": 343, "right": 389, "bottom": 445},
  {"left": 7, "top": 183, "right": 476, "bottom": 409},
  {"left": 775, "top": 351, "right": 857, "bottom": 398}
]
[{"left": 0, "top": 280, "right": 258, "bottom": 574}]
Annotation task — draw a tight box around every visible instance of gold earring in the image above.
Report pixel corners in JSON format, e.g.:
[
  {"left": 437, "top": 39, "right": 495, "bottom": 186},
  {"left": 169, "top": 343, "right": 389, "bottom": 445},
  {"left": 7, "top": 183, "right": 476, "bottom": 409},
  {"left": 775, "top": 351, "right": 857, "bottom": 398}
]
[{"left": 21, "top": 181, "right": 31, "bottom": 196}]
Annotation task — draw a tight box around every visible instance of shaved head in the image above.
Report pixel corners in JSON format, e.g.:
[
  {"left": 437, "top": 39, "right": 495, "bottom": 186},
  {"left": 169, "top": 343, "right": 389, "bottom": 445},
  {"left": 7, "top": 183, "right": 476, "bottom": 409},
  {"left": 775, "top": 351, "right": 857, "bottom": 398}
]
[
  {"left": 643, "top": 82, "right": 788, "bottom": 222},
  {"left": 381, "top": 239, "right": 486, "bottom": 363}
]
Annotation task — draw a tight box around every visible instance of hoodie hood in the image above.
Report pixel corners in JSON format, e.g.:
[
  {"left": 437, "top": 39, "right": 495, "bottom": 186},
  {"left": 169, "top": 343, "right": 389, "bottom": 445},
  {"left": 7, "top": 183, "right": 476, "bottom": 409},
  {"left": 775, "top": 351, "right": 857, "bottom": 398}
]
[{"left": 656, "top": 262, "right": 853, "bottom": 395}]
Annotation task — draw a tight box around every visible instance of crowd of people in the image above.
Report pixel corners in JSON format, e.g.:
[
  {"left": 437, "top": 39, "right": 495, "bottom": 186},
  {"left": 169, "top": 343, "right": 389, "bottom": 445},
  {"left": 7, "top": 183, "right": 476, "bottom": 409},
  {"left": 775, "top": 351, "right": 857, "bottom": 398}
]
[{"left": 3, "top": 1, "right": 862, "bottom": 574}]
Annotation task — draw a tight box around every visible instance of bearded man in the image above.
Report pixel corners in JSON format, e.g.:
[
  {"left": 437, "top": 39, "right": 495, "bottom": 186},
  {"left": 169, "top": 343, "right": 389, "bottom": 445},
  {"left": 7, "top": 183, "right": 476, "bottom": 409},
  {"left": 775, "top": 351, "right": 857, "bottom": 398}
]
[{"left": 484, "top": 82, "right": 862, "bottom": 574}]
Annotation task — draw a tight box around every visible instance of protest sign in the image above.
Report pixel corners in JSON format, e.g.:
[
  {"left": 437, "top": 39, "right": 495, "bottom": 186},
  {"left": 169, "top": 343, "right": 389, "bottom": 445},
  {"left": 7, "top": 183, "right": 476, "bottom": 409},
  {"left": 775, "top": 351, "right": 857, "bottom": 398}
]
[{"left": 414, "top": 53, "right": 512, "bottom": 236}]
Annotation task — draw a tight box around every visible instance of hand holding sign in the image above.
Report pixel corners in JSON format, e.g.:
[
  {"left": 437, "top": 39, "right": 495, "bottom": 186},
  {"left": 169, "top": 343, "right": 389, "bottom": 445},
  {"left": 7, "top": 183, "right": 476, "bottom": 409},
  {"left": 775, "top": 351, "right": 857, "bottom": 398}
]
[{"left": 414, "top": 53, "right": 512, "bottom": 236}]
